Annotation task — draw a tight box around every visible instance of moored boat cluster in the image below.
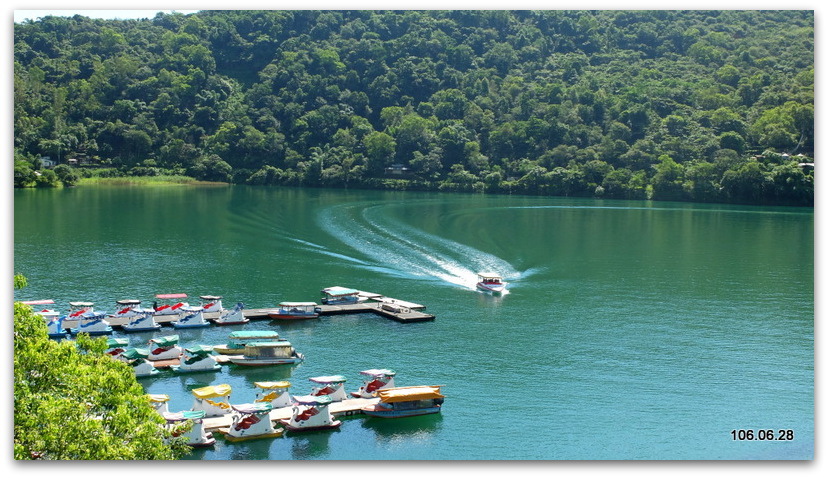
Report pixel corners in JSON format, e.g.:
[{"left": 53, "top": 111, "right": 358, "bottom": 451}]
[{"left": 149, "top": 371, "right": 444, "bottom": 446}]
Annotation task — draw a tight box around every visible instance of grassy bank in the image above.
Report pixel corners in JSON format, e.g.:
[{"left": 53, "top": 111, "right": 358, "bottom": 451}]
[{"left": 78, "top": 175, "right": 225, "bottom": 187}]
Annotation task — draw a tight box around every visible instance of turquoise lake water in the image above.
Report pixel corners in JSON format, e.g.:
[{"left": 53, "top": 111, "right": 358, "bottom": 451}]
[{"left": 13, "top": 185, "right": 814, "bottom": 460}]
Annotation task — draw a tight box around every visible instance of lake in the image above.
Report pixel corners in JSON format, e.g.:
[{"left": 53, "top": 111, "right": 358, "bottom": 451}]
[{"left": 13, "top": 185, "right": 814, "bottom": 460}]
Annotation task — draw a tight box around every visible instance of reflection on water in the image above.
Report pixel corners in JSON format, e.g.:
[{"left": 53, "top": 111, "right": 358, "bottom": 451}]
[{"left": 360, "top": 413, "right": 443, "bottom": 443}]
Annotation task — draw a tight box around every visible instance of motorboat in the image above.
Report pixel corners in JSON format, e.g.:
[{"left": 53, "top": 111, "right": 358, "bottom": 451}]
[
  {"left": 351, "top": 369, "right": 397, "bottom": 398},
  {"left": 280, "top": 395, "right": 341, "bottom": 432},
  {"left": 121, "top": 308, "right": 162, "bottom": 332},
  {"left": 476, "top": 272, "right": 507, "bottom": 294},
  {"left": 320, "top": 286, "right": 364, "bottom": 305},
  {"left": 148, "top": 335, "right": 183, "bottom": 361},
  {"left": 119, "top": 347, "right": 159, "bottom": 378},
  {"left": 108, "top": 299, "right": 142, "bottom": 319},
  {"left": 268, "top": 302, "right": 320, "bottom": 320},
  {"left": 220, "top": 403, "right": 284, "bottom": 442},
  {"left": 171, "top": 345, "right": 221, "bottom": 373},
  {"left": 309, "top": 375, "right": 348, "bottom": 402},
  {"left": 70, "top": 311, "right": 113, "bottom": 335},
  {"left": 163, "top": 410, "right": 215, "bottom": 447},
  {"left": 212, "top": 330, "right": 282, "bottom": 355},
  {"left": 362, "top": 386, "right": 445, "bottom": 418},
  {"left": 190, "top": 384, "right": 232, "bottom": 418},
  {"left": 153, "top": 293, "right": 189, "bottom": 316},
  {"left": 254, "top": 381, "right": 293, "bottom": 409},
  {"left": 199, "top": 295, "right": 223, "bottom": 314},
  {"left": 213, "top": 302, "right": 248, "bottom": 325},
  {"left": 226, "top": 341, "right": 304, "bottom": 366},
  {"left": 172, "top": 306, "right": 210, "bottom": 329}
]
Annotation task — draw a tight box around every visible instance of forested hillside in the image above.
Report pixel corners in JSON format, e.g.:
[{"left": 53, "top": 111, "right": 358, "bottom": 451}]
[{"left": 13, "top": 10, "right": 814, "bottom": 205}]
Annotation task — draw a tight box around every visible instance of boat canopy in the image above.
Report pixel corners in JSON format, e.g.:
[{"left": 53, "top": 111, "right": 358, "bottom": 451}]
[
  {"left": 254, "top": 381, "right": 291, "bottom": 390},
  {"left": 122, "top": 348, "right": 150, "bottom": 360},
  {"left": 360, "top": 368, "right": 396, "bottom": 377},
  {"left": 322, "top": 286, "right": 359, "bottom": 297},
  {"left": 21, "top": 299, "right": 55, "bottom": 305},
  {"left": 292, "top": 394, "right": 333, "bottom": 406},
  {"left": 228, "top": 330, "right": 280, "bottom": 340},
  {"left": 150, "top": 335, "right": 180, "bottom": 347},
  {"left": 116, "top": 299, "right": 141, "bottom": 305},
  {"left": 279, "top": 302, "right": 318, "bottom": 307},
  {"left": 163, "top": 410, "right": 206, "bottom": 422},
  {"left": 377, "top": 386, "right": 444, "bottom": 403},
  {"left": 184, "top": 345, "right": 213, "bottom": 355},
  {"left": 200, "top": 295, "right": 222, "bottom": 300},
  {"left": 192, "top": 384, "right": 232, "bottom": 399},
  {"left": 477, "top": 272, "right": 502, "bottom": 280},
  {"left": 310, "top": 375, "right": 347, "bottom": 384},
  {"left": 232, "top": 402, "right": 272, "bottom": 414},
  {"left": 243, "top": 342, "right": 294, "bottom": 358},
  {"left": 156, "top": 293, "right": 187, "bottom": 299},
  {"left": 147, "top": 394, "right": 170, "bottom": 403},
  {"left": 70, "top": 301, "right": 94, "bottom": 307}
]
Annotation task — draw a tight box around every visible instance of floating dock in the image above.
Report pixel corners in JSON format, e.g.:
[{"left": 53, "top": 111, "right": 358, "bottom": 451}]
[
  {"left": 61, "top": 290, "right": 434, "bottom": 329},
  {"left": 201, "top": 397, "right": 380, "bottom": 432}
]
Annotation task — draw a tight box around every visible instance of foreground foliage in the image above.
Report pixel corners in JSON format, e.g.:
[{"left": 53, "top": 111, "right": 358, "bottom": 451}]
[
  {"left": 13, "top": 275, "right": 189, "bottom": 460},
  {"left": 14, "top": 10, "right": 813, "bottom": 205}
]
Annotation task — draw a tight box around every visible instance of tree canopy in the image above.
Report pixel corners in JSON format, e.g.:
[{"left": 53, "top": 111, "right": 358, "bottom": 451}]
[
  {"left": 13, "top": 274, "right": 190, "bottom": 460},
  {"left": 14, "top": 10, "right": 813, "bottom": 205}
]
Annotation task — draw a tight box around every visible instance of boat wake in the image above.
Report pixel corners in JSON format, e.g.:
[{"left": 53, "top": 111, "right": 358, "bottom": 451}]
[{"left": 308, "top": 202, "right": 521, "bottom": 291}]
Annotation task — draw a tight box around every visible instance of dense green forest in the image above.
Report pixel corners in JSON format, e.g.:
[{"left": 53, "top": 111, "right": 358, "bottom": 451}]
[{"left": 14, "top": 10, "right": 814, "bottom": 205}]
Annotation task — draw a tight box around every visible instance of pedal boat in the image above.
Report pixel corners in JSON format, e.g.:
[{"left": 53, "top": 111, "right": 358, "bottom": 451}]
[
  {"left": 105, "top": 337, "right": 130, "bottom": 356},
  {"left": 121, "top": 308, "right": 162, "bottom": 332},
  {"left": 119, "top": 347, "right": 159, "bottom": 378},
  {"left": 68, "top": 301, "right": 95, "bottom": 317},
  {"left": 70, "top": 311, "right": 113, "bottom": 335},
  {"left": 254, "top": 381, "right": 293, "bottom": 409},
  {"left": 220, "top": 402, "right": 284, "bottom": 442},
  {"left": 269, "top": 301, "right": 320, "bottom": 320},
  {"left": 163, "top": 409, "right": 215, "bottom": 447},
  {"left": 148, "top": 394, "right": 171, "bottom": 415},
  {"left": 212, "top": 330, "right": 282, "bottom": 355},
  {"left": 213, "top": 302, "right": 248, "bottom": 325},
  {"left": 172, "top": 306, "right": 210, "bottom": 329},
  {"left": 190, "top": 384, "right": 232, "bottom": 418},
  {"left": 362, "top": 386, "right": 445, "bottom": 418},
  {"left": 171, "top": 345, "right": 221, "bottom": 373},
  {"left": 108, "top": 299, "right": 142, "bottom": 320},
  {"left": 199, "top": 295, "right": 224, "bottom": 314},
  {"left": 476, "top": 272, "right": 507, "bottom": 295},
  {"left": 46, "top": 315, "right": 69, "bottom": 338},
  {"left": 351, "top": 369, "right": 397, "bottom": 398},
  {"left": 153, "top": 293, "right": 189, "bottom": 316},
  {"left": 148, "top": 335, "right": 183, "bottom": 361},
  {"left": 280, "top": 395, "right": 341, "bottom": 432},
  {"left": 21, "top": 299, "right": 59, "bottom": 322},
  {"left": 226, "top": 341, "right": 304, "bottom": 366},
  {"left": 309, "top": 375, "right": 348, "bottom": 402}
]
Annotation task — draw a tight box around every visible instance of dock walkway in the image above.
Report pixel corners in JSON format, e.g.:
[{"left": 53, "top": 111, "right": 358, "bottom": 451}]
[{"left": 63, "top": 290, "right": 434, "bottom": 329}]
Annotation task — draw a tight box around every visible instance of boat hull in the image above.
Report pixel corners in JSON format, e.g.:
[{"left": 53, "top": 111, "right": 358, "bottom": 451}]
[
  {"left": 122, "top": 325, "right": 162, "bottom": 332},
  {"left": 172, "top": 322, "right": 210, "bottom": 329},
  {"left": 476, "top": 283, "right": 505, "bottom": 294},
  {"left": 268, "top": 313, "right": 319, "bottom": 320},
  {"left": 213, "top": 319, "right": 249, "bottom": 325},
  {"left": 71, "top": 328, "right": 113, "bottom": 335},
  {"left": 279, "top": 419, "right": 341, "bottom": 432},
  {"left": 362, "top": 406, "right": 442, "bottom": 418},
  {"left": 171, "top": 364, "right": 222, "bottom": 373},
  {"left": 228, "top": 357, "right": 304, "bottom": 366}
]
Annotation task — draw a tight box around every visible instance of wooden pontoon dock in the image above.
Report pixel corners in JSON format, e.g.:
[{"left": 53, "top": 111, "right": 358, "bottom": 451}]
[{"left": 60, "top": 290, "right": 434, "bottom": 330}]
